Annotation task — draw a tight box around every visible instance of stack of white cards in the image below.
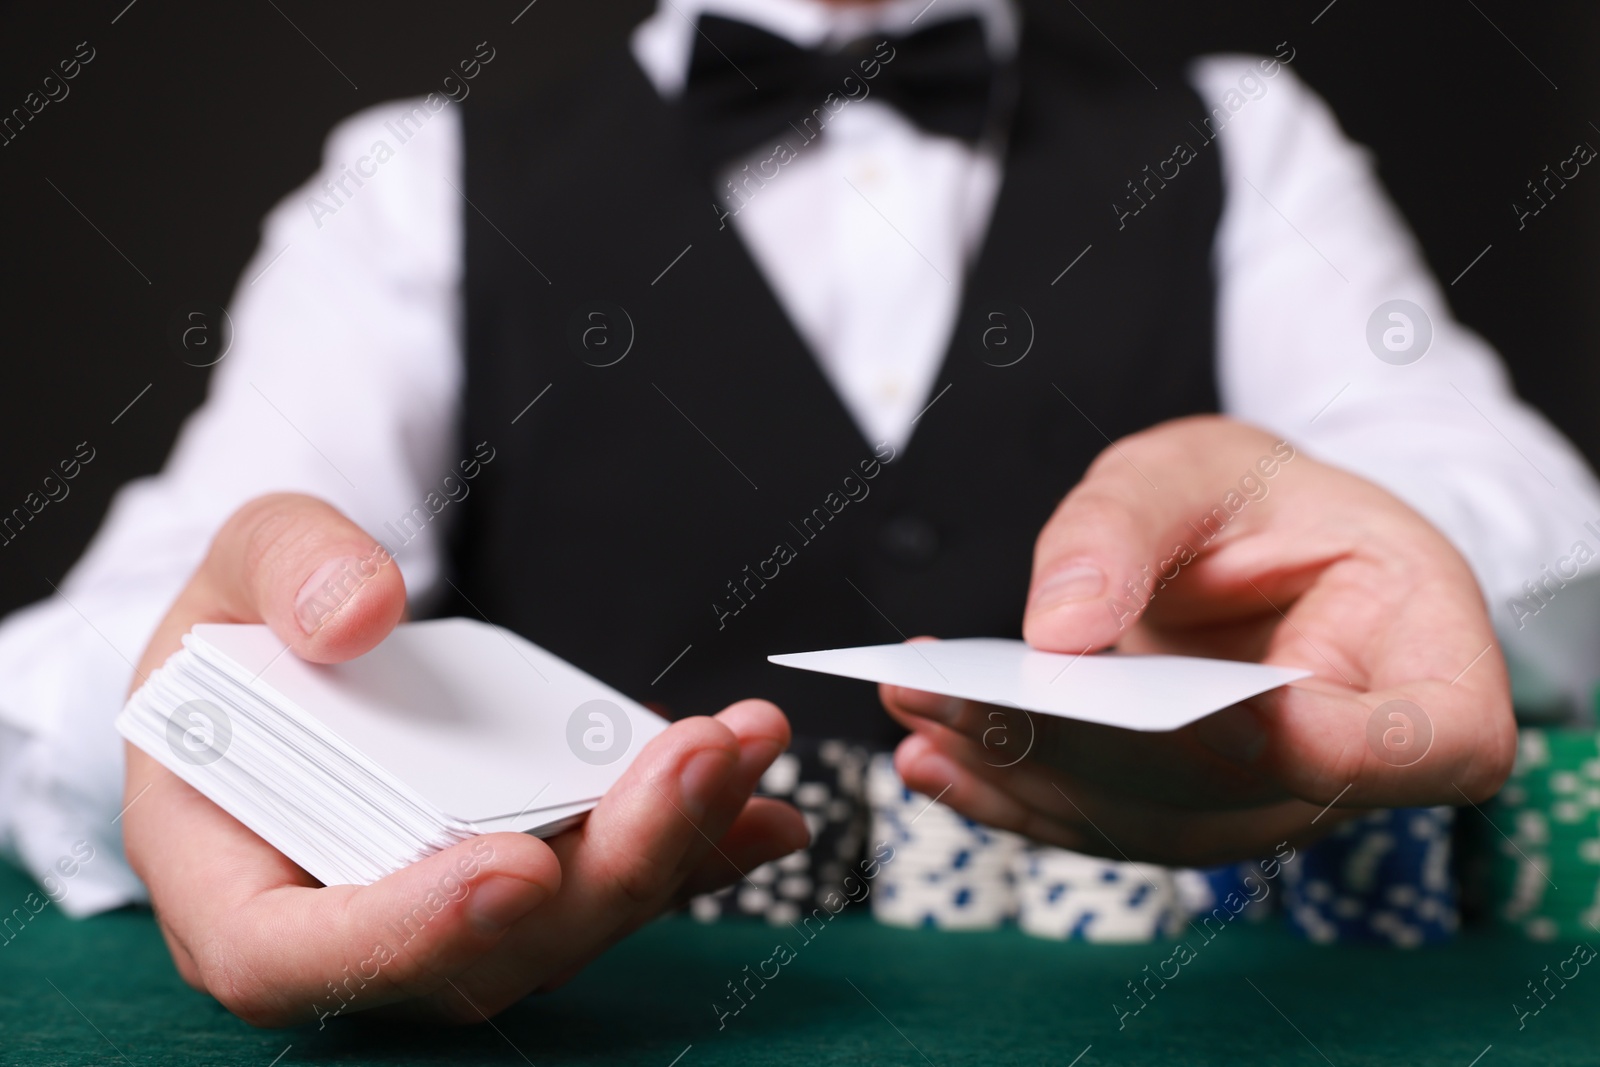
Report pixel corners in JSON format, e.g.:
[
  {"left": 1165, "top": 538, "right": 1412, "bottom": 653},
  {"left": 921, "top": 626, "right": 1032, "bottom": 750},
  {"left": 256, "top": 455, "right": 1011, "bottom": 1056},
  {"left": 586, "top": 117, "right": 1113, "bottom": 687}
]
[{"left": 117, "top": 619, "right": 668, "bottom": 887}]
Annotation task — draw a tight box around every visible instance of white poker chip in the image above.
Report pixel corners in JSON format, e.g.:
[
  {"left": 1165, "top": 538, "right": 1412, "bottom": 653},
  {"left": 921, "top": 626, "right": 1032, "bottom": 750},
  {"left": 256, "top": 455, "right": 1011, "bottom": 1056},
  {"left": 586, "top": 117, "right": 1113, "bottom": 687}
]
[
  {"left": 880, "top": 841, "right": 1016, "bottom": 871},
  {"left": 1014, "top": 856, "right": 1179, "bottom": 944},
  {"left": 866, "top": 756, "right": 910, "bottom": 807},
  {"left": 873, "top": 881, "right": 1014, "bottom": 931},
  {"left": 1018, "top": 895, "right": 1177, "bottom": 942},
  {"left": 865, "top": 758, "right": 1190, "bottom": 943}
]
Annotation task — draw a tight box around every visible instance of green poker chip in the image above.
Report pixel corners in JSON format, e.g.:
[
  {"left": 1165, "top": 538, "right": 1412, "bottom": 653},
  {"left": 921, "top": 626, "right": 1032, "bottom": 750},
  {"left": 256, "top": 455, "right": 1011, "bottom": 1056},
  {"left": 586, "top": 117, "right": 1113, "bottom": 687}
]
[{"left": 1483, "top": 728, "right": 1600, "bottom": 940}]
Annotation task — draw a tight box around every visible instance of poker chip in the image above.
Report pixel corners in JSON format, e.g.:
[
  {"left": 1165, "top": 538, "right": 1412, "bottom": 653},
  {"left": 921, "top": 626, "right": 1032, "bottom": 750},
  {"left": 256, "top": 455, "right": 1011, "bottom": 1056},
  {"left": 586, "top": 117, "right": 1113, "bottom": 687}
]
[
  {"left": 1282, "top": 807, "right": 1459, "bottom": 946},
  {"left": 873, "top": 872, "right": 1017, "bottom": 930},
  {"left": 1174, "top": 863, "right": 1275, "bottom": 924},
  {"left": 864, "top": 756, "right": 1188, "bottom": 941},
  {"left": 1014, "top": 846, "right": 1183, "bottom": 943},
  {"left": 689, "top": 738, "right": 873, "bottom": 924},
  {"left": 865, "top": 755, "right": 1023, "bottom": 931},
  {"left": 1482, "top": 728, "right": 1600, "bottom": 941}
]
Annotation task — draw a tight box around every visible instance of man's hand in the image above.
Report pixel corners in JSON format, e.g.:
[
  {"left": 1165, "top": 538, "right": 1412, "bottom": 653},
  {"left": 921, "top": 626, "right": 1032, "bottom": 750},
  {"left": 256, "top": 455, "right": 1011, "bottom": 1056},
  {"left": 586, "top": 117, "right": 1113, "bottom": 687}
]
[
  {"left": 880, "top": 416, "right": 1514, "bottom": 867},
  {"left": 122, "top": 493, "right": 807, "bottom": 1027}
]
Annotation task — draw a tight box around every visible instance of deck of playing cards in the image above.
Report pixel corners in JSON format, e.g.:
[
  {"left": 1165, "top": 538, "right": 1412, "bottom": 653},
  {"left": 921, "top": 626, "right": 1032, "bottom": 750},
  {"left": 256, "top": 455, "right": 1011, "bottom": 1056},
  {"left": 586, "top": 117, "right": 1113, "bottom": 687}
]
[{"left": 116, "top": 619, "right": 668, "bottom": 887}]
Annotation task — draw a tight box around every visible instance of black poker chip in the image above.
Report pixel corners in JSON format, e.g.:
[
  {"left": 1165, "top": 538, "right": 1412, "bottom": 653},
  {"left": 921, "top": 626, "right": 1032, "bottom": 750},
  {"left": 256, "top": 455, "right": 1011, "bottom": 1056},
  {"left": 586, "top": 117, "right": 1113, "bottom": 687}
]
[{"left": 688, "top": 737, "right": 879, "bottom": 924}]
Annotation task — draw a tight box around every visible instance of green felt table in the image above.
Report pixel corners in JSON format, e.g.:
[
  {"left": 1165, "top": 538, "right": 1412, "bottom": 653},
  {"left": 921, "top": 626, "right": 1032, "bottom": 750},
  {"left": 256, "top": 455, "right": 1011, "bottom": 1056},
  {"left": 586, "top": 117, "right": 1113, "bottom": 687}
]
[{"left": 2, "top": 862, "right": 1597, "bottom": 1067}]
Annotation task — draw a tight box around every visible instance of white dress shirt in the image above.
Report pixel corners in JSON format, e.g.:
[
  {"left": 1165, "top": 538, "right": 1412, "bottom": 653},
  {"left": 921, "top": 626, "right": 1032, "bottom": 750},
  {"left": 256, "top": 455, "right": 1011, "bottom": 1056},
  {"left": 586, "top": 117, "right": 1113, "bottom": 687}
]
[{"left": 3, "top": 0, "right": 1599, "bottom": 915}]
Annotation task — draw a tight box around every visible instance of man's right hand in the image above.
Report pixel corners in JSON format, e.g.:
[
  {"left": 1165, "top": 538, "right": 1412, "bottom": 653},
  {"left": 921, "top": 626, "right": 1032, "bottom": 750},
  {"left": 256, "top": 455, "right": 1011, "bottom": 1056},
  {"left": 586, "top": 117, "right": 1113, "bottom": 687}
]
[{"left": 121, "top": 493, "right": 808, "bottom": 1027}]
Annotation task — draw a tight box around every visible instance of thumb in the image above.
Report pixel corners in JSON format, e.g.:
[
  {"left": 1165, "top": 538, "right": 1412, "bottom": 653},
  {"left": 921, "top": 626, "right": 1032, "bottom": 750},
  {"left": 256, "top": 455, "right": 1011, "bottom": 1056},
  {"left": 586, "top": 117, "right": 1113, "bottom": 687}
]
[
  {"left": 139, "top": 492, "right": 406, "bottom": 680},
  {"left": 1022, "top": 417, "right": 1290, "bottom": 652}
]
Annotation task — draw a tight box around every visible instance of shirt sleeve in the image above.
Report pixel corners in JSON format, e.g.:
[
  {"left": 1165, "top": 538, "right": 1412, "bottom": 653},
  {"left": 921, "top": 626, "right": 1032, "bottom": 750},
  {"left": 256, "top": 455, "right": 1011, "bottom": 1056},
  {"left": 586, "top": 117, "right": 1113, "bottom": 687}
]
[
  {"left": 0, "top": 98, "right": 465, "bottom": 916},
  {"left": 1193, "top": 54, "right": 1600, "bottom": 674}
]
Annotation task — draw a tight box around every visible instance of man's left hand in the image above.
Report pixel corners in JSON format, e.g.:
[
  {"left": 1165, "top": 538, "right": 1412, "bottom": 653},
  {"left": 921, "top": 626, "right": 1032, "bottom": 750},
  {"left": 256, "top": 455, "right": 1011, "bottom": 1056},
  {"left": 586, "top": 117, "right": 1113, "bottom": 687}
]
[{"left": 880, "top": 416, "right": 1513, "bottom": 866}]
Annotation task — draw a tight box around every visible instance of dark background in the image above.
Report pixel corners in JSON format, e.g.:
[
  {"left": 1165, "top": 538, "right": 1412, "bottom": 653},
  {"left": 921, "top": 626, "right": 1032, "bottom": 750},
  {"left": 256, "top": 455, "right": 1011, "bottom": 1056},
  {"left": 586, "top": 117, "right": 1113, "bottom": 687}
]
[{"left": 0, "top": 0, "right": 1596, "bottom": 618}]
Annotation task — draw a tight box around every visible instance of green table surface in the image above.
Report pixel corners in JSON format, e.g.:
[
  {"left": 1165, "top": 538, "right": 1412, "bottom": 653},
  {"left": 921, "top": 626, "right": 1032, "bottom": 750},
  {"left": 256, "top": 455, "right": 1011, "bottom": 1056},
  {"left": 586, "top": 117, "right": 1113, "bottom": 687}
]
[{"left": 2, "top": 863, "right": 1597, "bottom": 1066}]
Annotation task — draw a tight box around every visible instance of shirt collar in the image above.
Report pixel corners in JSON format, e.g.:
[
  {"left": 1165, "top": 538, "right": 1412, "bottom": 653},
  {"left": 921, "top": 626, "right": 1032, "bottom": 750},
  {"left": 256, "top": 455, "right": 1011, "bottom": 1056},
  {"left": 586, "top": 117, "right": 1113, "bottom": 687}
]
[{"left": 631, "top": 0, "right": 1019, "bottom": 99}]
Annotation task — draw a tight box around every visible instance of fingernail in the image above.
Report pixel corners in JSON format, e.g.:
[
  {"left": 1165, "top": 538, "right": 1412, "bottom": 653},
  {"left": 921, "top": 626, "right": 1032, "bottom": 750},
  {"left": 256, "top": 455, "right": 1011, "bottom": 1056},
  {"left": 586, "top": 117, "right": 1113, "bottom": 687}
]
[
  {"left": 294, "top": 556, "right": 364, "bottom": 634},
  {"left": 1029, "top": 563, "right": 1107, "bottom": 614},
  {"left": 1195, "top": 704, "right": 1268, "bottom": 766},
  {"left": 679, "top": 748, "right": 733, "bottom": 822},
  {"left": 466, "top": 876, "right": 547, "bottom": 935}
]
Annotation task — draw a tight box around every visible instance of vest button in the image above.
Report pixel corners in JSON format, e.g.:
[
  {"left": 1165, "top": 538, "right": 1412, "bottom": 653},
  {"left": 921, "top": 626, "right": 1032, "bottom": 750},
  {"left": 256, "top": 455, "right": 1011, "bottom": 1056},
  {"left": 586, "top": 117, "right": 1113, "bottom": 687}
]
[{"left": 878, "top": 515, "right": 940, "bottom": 567}]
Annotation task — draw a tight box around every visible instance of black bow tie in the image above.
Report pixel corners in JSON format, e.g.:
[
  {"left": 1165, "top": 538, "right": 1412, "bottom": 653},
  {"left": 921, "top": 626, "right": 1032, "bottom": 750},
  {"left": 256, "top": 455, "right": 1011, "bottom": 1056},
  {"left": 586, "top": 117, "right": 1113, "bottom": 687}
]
[{"left": 681, "top": 14, "right": 1000, "bottom": 169}]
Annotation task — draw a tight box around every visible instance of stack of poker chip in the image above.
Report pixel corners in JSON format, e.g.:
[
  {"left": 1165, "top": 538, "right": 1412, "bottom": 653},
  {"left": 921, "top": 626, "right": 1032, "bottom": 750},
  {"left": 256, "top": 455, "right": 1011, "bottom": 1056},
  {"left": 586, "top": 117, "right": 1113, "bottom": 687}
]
[
  {"left": 1484, "top": 728, "right": 1600, "bottom": 941},
  {"left": 864, "top": 756, "right": 1183, "bottom": 940},
  {"left": 866, "top": 755, "right": 1024, "bottom": 930},
  {"left": 689, "top": 739, "right": 871, "bottom": 925},
  {"left": 1281, "top": 807, "right": 1459, "bottom": 947},
  {"left": 1175, "top": 863, "right": 1275, "bottom": 924},
  {"left": 1014, "top": 847, "right": 1183, "bottom": 942}
]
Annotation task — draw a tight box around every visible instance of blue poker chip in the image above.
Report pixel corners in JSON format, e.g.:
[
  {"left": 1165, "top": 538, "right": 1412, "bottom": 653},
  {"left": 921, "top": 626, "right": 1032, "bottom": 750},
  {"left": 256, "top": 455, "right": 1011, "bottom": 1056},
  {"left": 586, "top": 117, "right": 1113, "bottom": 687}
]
[
  {"left": 1282, "top": 807, "right": 1459, "bottom": 947},
  {"left": 1174, "top": 862, "right": 1276, "bottom": 924}
]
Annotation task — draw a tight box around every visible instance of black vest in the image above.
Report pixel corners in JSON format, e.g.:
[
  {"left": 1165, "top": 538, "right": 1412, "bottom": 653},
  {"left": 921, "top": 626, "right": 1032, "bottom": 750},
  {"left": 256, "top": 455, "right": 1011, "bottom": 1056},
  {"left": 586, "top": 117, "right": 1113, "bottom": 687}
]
[{"left": 444, "top": 22, "right": 1222, "bottom": 746}]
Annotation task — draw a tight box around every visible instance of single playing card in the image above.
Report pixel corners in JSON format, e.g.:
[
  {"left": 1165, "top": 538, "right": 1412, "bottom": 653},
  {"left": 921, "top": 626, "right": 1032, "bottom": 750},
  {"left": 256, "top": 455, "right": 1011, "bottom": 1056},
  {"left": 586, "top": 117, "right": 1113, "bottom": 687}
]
[{"left": 769, "top": 638, "right": 1310, "bottom": 732}]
